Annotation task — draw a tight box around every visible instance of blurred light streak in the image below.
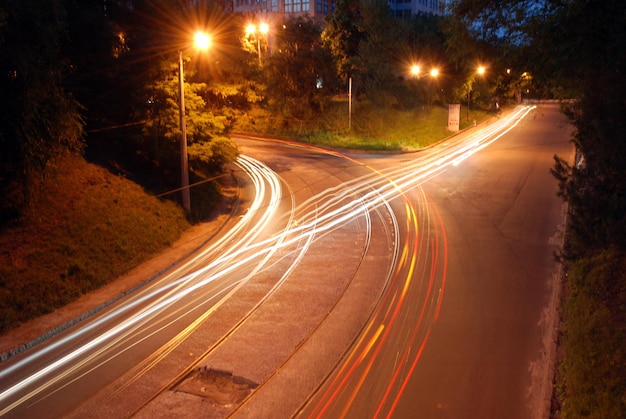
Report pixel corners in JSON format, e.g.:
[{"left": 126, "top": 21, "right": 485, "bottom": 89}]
[{"left": 1, "top": 106, "right": 536, "bottom": 415}]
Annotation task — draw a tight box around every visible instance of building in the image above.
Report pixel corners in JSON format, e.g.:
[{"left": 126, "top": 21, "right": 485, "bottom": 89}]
[
  {"left": 232, "top": 0, "right": 446, "bottom": 23},
  {"left": 387, "top": 0, "right": 445, "bottom": 19},
  {"left": 233, "top": 0, "right": 444, "bottom": 27},
  {"left": 233, "top": 0, "right": 333, "bottom": 24}
]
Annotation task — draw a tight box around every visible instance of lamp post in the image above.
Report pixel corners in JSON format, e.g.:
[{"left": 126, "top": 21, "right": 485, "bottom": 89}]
[
  {"left": 178, "top": 31, "right": 210, "bottom": 212},
  {"left": 246, "top": 22, "right": 268, "bottom": 65},
  {"left": 409, "top": 64, "right": 439, "bottom": 105},
  {"left": 467, "top": 65, "right": 486, "bottom": 122}
]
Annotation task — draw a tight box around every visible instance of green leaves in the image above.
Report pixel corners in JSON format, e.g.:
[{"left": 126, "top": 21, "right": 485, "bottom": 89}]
[
  {"left": 141, "top": 58, "right": 238, "bottom": 177},
  {"left": 264, "top": 16, "right": 337, "bottom": 116}
]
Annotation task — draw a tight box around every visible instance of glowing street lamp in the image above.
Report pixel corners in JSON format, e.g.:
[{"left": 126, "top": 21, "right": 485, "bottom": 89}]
[
  {"left": 245, "top": 23, "right": 256, "bottom": 36},
  {"left": 246, "top": 22, "right": 268, "bottom": 65},
  {"left": 411, "top": 64, "right": 420, "bottom": 78},
  {"left": 467, "top": 65, "right": 486, "bottom": 122},
  {"left": 259, "top": 22, "right": 269, "bottom": 35},
  {"left": 194, "top": 31, "right": 210, "bottom": 50},
  {"left": 178, "top": 31, "right": 210, "bottom": 212},
  {"left": 430, "top": 68, "right": 439, "bottom": 78}
]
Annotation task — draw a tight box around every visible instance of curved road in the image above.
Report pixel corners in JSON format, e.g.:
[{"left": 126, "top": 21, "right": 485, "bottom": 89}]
[{"left": 0, "top": 104, "right": 572, "bottom": 418}]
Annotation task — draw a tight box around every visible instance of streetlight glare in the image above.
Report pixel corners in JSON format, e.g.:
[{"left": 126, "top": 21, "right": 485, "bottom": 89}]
[
  {"left": 246, "top": 23, "right": 256, "bottom": 35},
  {"left": 477, "top": 66, "right": 486, "bottom": 75},
  {"left": 194, "top": 31, "right": 210, "bottom": 50},
  {"left": 430, "top": 68, "right": 439, "bottom": 77},
  {"left": 259, "top": 22, "right": 269, "bottom": 34},
  {"left": 411, "top": 65, "right": 420, "bottom": 76}
]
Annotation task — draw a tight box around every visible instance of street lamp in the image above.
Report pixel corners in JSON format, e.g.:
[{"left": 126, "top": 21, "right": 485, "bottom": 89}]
[
  {"left": 178, "top": 31, "right": 210, "bottom": 212},
  {"left": 246, "top": 22, "right": 268, "bottom": 65},
  {"left": 467, "top": 65, "right": 486, "bottom": 122},
  {"left": 411, "top": 64, "right": 420, "bottom": 78},
  {"left": 409, "top": 65, "right": 439, "bottom": 104}
]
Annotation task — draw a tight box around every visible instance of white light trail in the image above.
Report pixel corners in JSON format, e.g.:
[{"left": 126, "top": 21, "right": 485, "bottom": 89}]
[{"left": 0, "top": 106, "right": 535, "bottom": 415}]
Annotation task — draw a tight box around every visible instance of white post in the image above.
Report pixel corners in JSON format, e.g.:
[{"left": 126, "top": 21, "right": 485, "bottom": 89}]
[
  {"left": 348, "top": 77, "right": 352, "bottom": 130},
  {"left": 178, "top": 50, "right": 191, "bottom": 212}
]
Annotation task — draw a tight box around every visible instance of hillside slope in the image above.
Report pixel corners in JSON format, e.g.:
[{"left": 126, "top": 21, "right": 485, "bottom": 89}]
[{"left": 0, "top": 155, "right": 191, "bottom": 334}]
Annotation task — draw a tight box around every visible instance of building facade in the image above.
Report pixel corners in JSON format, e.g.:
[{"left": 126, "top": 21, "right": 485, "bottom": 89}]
[
  {"left": 233, "top": 0, "right": 334, "bottom": 24},
  {"left": 387, "top": 0, "right": 445, "bottom": 19},
  {"left": 233, "top": 0, "right": 444, "bottom": 26}
]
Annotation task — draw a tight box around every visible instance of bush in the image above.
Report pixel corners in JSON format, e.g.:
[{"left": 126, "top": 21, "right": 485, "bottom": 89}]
[{"left": 558, "top": 248, "right": 626, "bottom": 418}]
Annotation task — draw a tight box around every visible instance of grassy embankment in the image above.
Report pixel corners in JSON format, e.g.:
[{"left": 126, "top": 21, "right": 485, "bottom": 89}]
[
  {"left": 557, "top": 248, "right": 626, "bottom": 417},
  {"left": 0, "top": 156, "right": 191, "bottom": 334},
  {"left": 237, "top": 100, "right": 490, "bottom": 150},
  {"left": 0, "top": 102, "right": 490, "bottom": 336}
]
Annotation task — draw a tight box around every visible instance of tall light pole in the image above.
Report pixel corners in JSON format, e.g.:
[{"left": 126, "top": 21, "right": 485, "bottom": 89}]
[
  {"left": 468, "top": 65, "right": 486, "bottom": 122},
  {"left": 178, "top": 31, "right": 210, "bottom": 212},
  {"left": 409, "top": 64, "right": 439, "bottom": 105},
  {"left": 348, "top": 77, "right": 352, "bottom": 130},
  {"left": 246, "top": 22, "right": 268, "bottom": 65}
]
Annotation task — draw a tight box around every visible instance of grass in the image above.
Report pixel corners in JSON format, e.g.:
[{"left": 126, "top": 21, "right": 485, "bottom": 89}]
[
  {"left": 235, "top": 99, "right": 492, "bottom": 151},
  {"left": 0, "top": 155, "right": 192, "bottom": 334},
  {"left": 556, "top": 248, "right": 626, "bottom": 417}
]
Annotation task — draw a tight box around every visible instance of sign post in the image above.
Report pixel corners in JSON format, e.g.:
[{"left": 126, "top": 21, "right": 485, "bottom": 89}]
[{"left": 448, "top": 103, "right": 460, "bottom": 132}]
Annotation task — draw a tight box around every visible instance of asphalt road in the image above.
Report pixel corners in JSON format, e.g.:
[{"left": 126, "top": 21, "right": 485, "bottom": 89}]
[
  {"left": 398, "top": 104, "right": 573, "bottom": 418},
  {"left": 295, "top": 103, "right": 573, "bottom": 418},
  {"left": 0, "top": 104, "right": 572, "bottom": 418}
]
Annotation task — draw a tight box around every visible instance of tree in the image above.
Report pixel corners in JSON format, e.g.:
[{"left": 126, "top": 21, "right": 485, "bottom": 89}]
[
  {"left": 324, "top": 1, "right": 455, "bottom": 107},
  {"left": 64, "top": 0, "right": 241, "bottom": 196},
  {"left": 264, "top": 16, "right": 339, "bottom": 116},
  {"left": 141, "top": 59, "right": 238, "bottom": 181},
  {"left": 0, "top": 0, "right": 84, "bottom": 220},
  {"left": 538, "top": 0, "right": 626, "bottom": 253},
  {"left": 322, "top": 0, "right": 366, "bottom": 84},
  {"left": 355, "top": 0, "right": 403, "bottom": 105}
]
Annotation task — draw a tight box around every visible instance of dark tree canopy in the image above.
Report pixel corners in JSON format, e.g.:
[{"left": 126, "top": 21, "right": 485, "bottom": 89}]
[
  {"left": 322, "top": 0, "right": 366, "bottom": 83},
  {"left": 265, "top": 16, "right": 339, "bottom": 115},
  {"left": 0, "top": 0, "right": 84, "bottom": 216}
]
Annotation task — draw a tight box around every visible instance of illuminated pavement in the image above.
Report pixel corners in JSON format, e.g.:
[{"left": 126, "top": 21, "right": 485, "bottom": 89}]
[{"left": 0, "top": 105, "right": 569, "bottom": 418}]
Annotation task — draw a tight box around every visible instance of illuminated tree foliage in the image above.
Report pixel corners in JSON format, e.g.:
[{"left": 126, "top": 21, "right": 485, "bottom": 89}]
[{"left": 141, "top": 59, "right": 238, "bottom": 178}]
